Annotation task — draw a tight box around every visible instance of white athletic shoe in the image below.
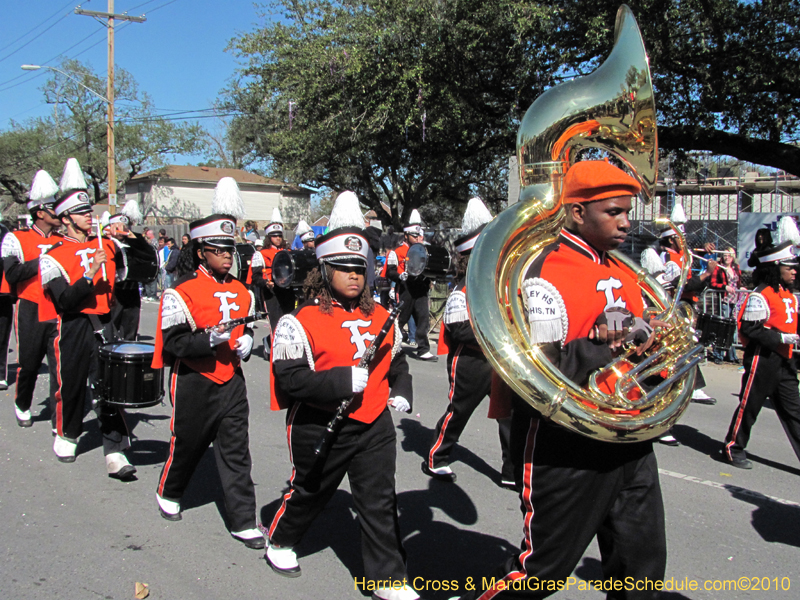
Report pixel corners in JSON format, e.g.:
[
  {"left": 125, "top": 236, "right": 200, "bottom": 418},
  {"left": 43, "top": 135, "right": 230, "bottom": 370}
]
[
  {"left": 373, "top": 585, "right": 421, "bottom": 600},
  {"left": 231, "top": 528, "right": 266, "bottom": 549},
  {"left": 15, "top": 406, "right": 32, "bottom": 427},
  {"left": 265, "top": 543, "right": 301, "bottom": 577},
  {"left": 53, "top": 435, "right": 77, "bottom": 463},
  {"left": 106, "top": 452, "right": 137, "bottom": 480},
  {"left": 156, "top": 493, "right": 182, "bottom": 521}
]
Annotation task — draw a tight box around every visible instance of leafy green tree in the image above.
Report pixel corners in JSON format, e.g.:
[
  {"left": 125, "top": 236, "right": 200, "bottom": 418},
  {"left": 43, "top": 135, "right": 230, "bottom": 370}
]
[
  {"left": 226, "top": 0, "right": 799, "bottom": 227},
  {"left": 0, "top": 59, "right": 207, "bottom": 212}
]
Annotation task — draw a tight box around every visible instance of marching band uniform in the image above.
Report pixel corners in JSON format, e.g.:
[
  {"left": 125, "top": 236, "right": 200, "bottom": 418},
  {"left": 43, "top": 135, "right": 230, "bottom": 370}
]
[
  {"left": 260, "top": 208, "right": 297, "bottom": 335},
  {"left": 40, "top": 159, "right": 151, "bottom": 477},
  {"left": 266, "top": 191, "right": 417, "bottom": 600},
  {"left": 0, "top": 222, "right": 13, "bottom": 393},
  {"left": 2, "top": 170, "right": 63, "bottom": 427},
  {"left": 462, "top": 162, "right": 665, "bottom": 600},
  {"left": 152, "top": 182, "right": 263, "bottom": 549},
  {"left": 723, "top": 241, "right": 800, "bottom": 469},
  {"left": 423, "top": 198, "right": 514, "bottom": 485},
  {"left": 386, "top": 210, "right": 435, "bottom": 360}
]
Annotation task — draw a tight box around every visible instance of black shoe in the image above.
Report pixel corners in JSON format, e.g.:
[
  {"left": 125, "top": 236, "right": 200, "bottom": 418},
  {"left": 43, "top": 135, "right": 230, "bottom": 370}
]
[
  {"left": 658, "top": 434, "right": 681, "bottom": 446},
  {"left": 16, "top": 415, "right": 33, "bottom": 428},
  {"left": 108, "top": 465, "right": 137, "bottom": 481},
  {"left": 233, "top": 533, "right": 266, "bottom": 549},
  {"left": 416, "top": 351, "right": 438, "bottom": 362},
  {"left": 158, "top": 506, "right": 182, "bottom": 522},
  {"left": 499, "top": 479, "right": 520, "bottom": 492},
  {"left": 420, "top": 461, "right": 457, "bottom": 482},
  {"left": 723, "top": 453, "right": 753, "bottom": 470},
  {"left": 713, "top": 358, "right": 723, "bottom": 365}
]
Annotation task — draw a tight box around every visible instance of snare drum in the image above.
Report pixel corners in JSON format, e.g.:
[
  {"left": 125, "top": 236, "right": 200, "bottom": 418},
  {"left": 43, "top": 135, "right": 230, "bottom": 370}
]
[
  {"left": 272, "top": 249, "right": 319, "bottom": 288},
  {"left": 695, "top": 313, "right": 736, "bottom": 350},
  {"left": 97, "top": 342, "right": 164, "bottom": 409},
  {"left": 405, "top": 243, "right": 452, "bottom": 279}
]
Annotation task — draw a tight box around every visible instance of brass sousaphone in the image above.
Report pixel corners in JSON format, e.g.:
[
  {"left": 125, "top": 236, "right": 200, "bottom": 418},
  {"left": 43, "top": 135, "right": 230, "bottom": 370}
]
[{"left": 466, "top": 5, "right": 703, "bottom": 442}]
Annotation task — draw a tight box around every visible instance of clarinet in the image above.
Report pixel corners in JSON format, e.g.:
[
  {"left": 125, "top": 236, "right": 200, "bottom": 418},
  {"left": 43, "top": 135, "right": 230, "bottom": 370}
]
[
  {"left": 313, "top": 301, "right": 404, "bottom": 458},
  {"left": 205, "top": 312, "right": 267, "bottom": 334}
]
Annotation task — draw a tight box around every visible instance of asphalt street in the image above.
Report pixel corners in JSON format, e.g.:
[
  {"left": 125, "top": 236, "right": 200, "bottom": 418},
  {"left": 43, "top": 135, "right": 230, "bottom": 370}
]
[{"left": 1, "top": 301, "right": 799, "bottom": 600}]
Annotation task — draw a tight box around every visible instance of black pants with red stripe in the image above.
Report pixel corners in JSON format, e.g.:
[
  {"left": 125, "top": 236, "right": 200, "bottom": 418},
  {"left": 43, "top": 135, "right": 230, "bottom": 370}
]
[
  {"left": 55, "top": 313, "right": 130, "bottom": 454},
  {"left": 461, "top": 399, "right": 666, "bottom": 600},
  {"left": 158, "top": 365, "right": 257, "bottom": 532},
  {"left": 268, "top": 404, "right": 408, "bottom": 582},
  {"left": 14, "top": 298, "right": 58, "bottom": 413},
  {"left": 724, "top": 348, "right": 800, "bottom": 463},
  {"left": 426, "top": 347, "right": 513, "bottom": 480},
  {"left": 0, "top": 295, "right": 14, "bottom": 383},
  {"left": 111, "top": 283, "right": 141, "bottom": 341}
]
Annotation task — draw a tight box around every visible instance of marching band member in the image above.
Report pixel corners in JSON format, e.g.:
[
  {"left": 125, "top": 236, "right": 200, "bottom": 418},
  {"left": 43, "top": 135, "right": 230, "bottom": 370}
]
[
  {"left": 266, "top": 191, "right": 417, "bottom": 600},
  {"left": 722, "top": 241, "right": 800, "bottom": 469},
  {"left": 385, "top": 209, "right": 436, "bottom": 361},
  {"left": 461, "top": 161, "right": 666, "bottom": 600},
  {"left": 3, "top": 170, "right": 63, "bottom": 427},
  {"left": 260, "top": 208, "right": 296, "bottom": 352},
  {"left": 152, "top": 180, "right": 263, "bottom": 549},
  {"left": 295, "top": 219, "right": 316, "bottom": 250},
  {"left": 39, "top": 158, "right": 151, "bottom": 477},
  {"left": 108, "top": 200, "right": 150, "bottom": 341},
  {"left": 422, "top": 198, "right": 514, "bottom": 487}
]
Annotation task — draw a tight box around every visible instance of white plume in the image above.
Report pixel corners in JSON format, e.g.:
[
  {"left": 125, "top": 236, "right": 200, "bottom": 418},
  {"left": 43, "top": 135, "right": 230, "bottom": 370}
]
[
  {"left": 121, "top": 200, "right": 142, "bottom": 225},
  {"left": 461, "top": 197, "right": 493, "bottom": 235},
  {"left": 670, "top": 200, "right": 686, "bottom": 225},
  {"left": 29, "top": 170, "right": 59, "bottom": 201},
  {"left": 100, "top": 211, "right": 110, "bottom": 228},
  {"left": 408, "top": 209, "right": 422, "bottom": 225},
  {"left": 327, "top": 191, "right": 364, "bottom": 230},
  {"left": 640, "top": 248, "right": 665, "bottom": 275},
  {"left": 59, "top": 158, "right": 88, "bottom": 192},
  {"left": 295, "top": 219, "right": 313, "bottom": 236},
  {"left": 777, "top": 216, "right": 800, "bottom": 246},
  {"left": 211, "top": 177, "right": 246, "bottom": 220},
  {"left": 270, "top": 207, "right": 283, "bottom": 224}
]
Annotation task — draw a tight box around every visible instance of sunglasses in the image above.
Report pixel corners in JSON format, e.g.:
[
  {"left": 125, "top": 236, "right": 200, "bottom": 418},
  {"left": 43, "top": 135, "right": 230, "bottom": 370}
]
[{"left": 203, "top": 247, "right": 233, "bottom": 256}]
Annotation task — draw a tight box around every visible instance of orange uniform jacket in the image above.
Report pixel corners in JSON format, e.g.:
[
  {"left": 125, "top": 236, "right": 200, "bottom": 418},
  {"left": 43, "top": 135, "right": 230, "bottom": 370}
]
[
  {"left": 737, "top": 283, "right": 798, "bottom": 360},
  {"left": 153, "top": 265, "right": 255, "bottom": 384},
  {"left": 270, "top": 299, "right": 413, "bottom": 424},
  {"left": 1, "top": 225, "right": 63, "bottom": 303}
]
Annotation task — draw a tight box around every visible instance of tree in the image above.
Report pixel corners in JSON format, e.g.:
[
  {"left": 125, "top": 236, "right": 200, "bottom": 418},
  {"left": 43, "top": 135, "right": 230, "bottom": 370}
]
[
  {"left": 225, "top": 0, "right": 799, "bottom": 228},
  {"left": 0, "top": 59, "right": 207, "bottom": 213},
  {"left": 226, "top": 0, "right": 560, "bottom": 227},
  {"left": 553, "top": 0, "right": 800, "bottom": 178}
]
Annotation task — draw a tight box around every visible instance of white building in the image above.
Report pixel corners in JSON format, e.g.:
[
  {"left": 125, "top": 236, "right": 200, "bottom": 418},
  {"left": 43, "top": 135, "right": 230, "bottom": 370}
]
[{"left": 125, "top": 165, "right": 312, "bottom": 225}]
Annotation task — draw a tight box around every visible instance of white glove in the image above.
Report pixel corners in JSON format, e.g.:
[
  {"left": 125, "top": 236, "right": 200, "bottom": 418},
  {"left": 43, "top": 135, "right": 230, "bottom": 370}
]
[
  {"left": 351, "top": 366, "right": 369, "bottom": 394},
  {"left": 389, "top": 288, "right": 396, "bottom": 301},
  {"left": 209, "top": 328, "right": 231, "bottom": 347},
  {"left": 235, "top": 334, "right": 253, "bottom": 359},
  {"left": 399, "top": 271, "right": 408, "bottom": 281},
  {"left": 389, "top": 396, "right": 410, "bottom": 413},
  {"left": 780, "top": 333, "right": 800, "bottom": 344}
]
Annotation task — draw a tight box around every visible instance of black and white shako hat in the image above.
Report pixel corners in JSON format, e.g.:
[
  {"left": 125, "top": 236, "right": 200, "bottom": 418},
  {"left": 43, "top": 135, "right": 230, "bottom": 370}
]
[
  {"left": 109, "top": 199, "right": 143, "bottom": 227},
  {"left": 315, "top": 191, "right": 368, "bottom": 267},
  {"left": 403, "top": 208, "right": 423, "bottom": 236},
  {"left": 27, "top": 170, "right": 59, "bottom": 211},
  {"left": 755, "top": 241, "right": 799, "bottom": 266},
  {"left": 54, "top": 158, "right": 92, "bottom": 216},
  {"left": 295, "top": 219, "right": 314, "bottom": 243},
  {"left": 454, "top": 197, "right": 493, "bottom": 255},
  {"left": 190, "top": 215, "right": 236, "bottom": 248},
  {"left": 265, "top": 207, "right": 284, "bottom": 236}
]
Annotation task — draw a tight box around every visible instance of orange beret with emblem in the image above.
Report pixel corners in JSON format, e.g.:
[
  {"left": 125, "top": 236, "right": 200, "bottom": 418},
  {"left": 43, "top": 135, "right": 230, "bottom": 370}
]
[{"left": 562, "top": 160, "right": 641, "bottom": 204}]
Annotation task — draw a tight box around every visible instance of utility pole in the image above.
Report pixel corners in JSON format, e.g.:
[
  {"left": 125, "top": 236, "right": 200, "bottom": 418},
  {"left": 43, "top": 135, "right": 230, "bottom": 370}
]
[{"left": 75, "top": 1, "right": 145, "bottom": 213}]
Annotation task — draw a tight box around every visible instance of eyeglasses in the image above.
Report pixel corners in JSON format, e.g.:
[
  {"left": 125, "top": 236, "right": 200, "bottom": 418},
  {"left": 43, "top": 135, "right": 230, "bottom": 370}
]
[{"left": 203, "top": 247, "right": 233, "bottom": 256}]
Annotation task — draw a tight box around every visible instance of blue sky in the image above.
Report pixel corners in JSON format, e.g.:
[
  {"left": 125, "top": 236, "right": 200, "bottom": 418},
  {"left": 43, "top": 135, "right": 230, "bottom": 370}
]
[{"left": 0, "top": 0, "right": 265, "bottom": 161}]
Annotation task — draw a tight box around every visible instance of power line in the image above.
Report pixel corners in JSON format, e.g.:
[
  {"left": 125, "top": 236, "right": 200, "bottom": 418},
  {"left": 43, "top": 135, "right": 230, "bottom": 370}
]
[{"left": 0, "top": 1, "right": 76, "bottom": 61}]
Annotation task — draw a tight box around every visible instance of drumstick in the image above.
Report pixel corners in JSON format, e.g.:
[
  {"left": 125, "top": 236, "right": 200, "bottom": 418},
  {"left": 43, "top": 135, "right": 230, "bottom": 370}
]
[
  {"left": 95, "top": 218, "right": 108, "bottom": 282},
  {"left": 693, "top": 248, "right": 734, "bottom": 254},
  {"left": 690, "top": 252, "right": 709, "bottom": 263}
]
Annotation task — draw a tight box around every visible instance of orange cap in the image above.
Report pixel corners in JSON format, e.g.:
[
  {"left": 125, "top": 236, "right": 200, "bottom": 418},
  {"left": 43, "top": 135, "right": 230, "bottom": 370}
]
[{"left": 562, "top": 160, "right": 641, "bottom": 204}]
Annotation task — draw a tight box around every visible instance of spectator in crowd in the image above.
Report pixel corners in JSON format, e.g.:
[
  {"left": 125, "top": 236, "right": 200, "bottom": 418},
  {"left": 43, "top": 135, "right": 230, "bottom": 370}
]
[
  {"left": 710, "top": 247, "right": 744, "bottom": 364},
  {"left": 163, "top": 238, "right": 180, "bottom": 289},
  {"left": 181, "top": 233, "right": 191, "bottom": 248},
  {"left": 747, "top": 229, "right": 773, "bottom": 268}
]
